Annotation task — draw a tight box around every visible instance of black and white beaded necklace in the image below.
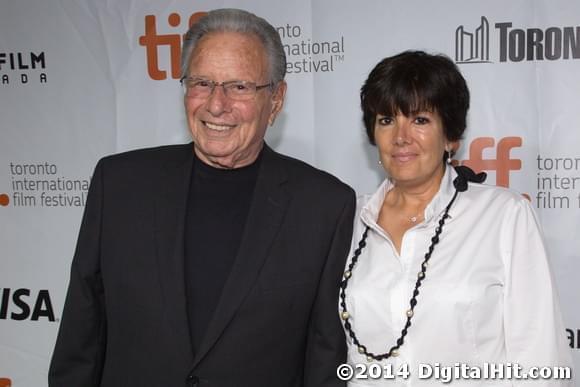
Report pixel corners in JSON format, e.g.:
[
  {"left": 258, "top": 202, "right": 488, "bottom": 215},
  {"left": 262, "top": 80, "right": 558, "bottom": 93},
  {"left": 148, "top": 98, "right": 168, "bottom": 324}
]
[{"left": 339, "top": 166, "right": 486, "bottom": 362}]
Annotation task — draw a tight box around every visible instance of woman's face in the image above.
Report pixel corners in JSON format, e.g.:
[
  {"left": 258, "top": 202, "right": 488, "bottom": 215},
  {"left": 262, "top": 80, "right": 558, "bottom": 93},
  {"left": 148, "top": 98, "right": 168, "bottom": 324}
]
[{"left": 374, "top": 110, "right": 456, "bottom": 189}]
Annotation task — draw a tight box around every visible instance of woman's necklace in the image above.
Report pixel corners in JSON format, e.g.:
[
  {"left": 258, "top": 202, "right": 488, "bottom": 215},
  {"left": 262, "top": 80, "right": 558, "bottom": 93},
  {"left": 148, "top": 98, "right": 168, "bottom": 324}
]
[
  {"left": 339, "top": 166, "right": 485, "bottom": 362},
  {"left": 408, "top": 213, "right": 421, "bottom": 223},
  {"left": 386, "top": 191, "right": 425, "bottom": 224}
]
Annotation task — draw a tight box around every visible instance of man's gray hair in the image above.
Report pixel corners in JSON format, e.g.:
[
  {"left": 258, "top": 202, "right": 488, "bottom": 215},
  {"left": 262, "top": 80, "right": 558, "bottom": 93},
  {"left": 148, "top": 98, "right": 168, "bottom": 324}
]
[{"left": 181, "top": 8, "right": 287, "bottom": 84}]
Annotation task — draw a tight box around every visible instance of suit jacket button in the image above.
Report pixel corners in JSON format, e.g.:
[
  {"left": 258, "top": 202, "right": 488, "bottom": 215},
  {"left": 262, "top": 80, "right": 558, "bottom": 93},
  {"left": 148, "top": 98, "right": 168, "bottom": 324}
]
[{"left": 186, "top": 374, "right": 199, "bottom": 386}]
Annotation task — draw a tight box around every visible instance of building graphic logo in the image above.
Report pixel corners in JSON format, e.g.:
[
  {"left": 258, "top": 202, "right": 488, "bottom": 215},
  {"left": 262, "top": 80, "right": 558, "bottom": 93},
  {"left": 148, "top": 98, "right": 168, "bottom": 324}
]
[
  {"left": 455, "top": 16, "right": 491, "bottom": 64},
  {"left": 455, "top": 17, "right": 580, "bottom": 63}
]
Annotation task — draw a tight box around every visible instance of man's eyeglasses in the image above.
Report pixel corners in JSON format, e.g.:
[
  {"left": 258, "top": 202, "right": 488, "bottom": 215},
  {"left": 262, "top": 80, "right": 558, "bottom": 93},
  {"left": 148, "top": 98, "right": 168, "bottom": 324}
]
[{"left": 180, "top": 77, "right": 273, "bottom": 101}]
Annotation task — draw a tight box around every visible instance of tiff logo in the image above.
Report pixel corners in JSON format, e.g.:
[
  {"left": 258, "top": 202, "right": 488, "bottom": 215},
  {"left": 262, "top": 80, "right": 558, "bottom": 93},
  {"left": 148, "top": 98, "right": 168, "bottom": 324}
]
[
  {"left": 0, "top": 378, "right": 11, "bottom": 387},
  {"left": 139, "top": 12, "right": 207, "bottom": 80},
  {"left": 459, "top": 137, "right": 522, "bottom": 187},
  {"left": 455, "top": 16, "right": 491, "bottom": 64}
]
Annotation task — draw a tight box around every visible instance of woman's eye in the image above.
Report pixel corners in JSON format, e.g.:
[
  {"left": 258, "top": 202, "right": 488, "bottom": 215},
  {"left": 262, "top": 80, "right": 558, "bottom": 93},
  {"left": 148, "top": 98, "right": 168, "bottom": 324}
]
[
  {"left": 377, "top": 116, "right": 393, "bottom": 125},
  {"left": 414, "top": 116, "right": 430, "bottom": 125}
]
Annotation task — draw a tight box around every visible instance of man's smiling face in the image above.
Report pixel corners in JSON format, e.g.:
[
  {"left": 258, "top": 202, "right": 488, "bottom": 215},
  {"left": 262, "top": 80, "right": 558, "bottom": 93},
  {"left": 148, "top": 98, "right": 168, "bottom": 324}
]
[{"left": 184, "top": 31, "right": 285, "bottom": 169}]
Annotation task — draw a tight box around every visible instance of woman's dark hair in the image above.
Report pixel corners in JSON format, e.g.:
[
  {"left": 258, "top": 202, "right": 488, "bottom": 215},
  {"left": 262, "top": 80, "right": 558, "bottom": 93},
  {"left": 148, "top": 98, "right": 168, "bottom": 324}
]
[{"left": 360, "top": 50, "right": 470, "bottom": 145}]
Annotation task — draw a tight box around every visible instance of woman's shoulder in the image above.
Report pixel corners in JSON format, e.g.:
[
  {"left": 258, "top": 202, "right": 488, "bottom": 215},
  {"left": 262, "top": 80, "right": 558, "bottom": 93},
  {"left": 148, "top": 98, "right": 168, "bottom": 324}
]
[
  {"left": 462, "top": 180, "right": 535, "bottom": 217},
  {"left": 466, "top": 180, "right": 528, "bottom": 201}
]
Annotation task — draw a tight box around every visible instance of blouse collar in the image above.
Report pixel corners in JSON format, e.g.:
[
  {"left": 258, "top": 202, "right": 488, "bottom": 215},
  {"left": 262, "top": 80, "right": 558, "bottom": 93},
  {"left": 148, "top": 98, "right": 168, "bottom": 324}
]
[{"left": 360, "top": 165, "right": 458, "bottom": 230}]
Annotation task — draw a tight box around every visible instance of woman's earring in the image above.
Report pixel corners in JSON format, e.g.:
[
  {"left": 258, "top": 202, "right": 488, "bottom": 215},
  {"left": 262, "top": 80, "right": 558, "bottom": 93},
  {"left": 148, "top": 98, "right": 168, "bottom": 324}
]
[
  {"left": 446, "top": 149, "right": 453, "bottom": 164},
  {"left": 378, "top": 159, "right": 382, "bottom": 165}
]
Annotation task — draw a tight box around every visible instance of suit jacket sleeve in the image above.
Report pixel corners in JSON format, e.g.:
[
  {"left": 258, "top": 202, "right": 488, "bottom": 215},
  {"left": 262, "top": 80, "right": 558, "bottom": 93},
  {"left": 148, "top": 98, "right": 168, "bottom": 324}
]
[
  {"left": 48, "top": 159, "right": 107, "bottom": 387},
  {"left": 304, "top": 188, "right": 355, "bottom": 387}
]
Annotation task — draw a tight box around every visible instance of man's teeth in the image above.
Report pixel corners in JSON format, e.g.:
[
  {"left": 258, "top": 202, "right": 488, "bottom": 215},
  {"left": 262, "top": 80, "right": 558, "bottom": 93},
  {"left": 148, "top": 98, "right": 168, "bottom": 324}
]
[{"left": 205, "top": 122, "right": 233, "bottom": 131}]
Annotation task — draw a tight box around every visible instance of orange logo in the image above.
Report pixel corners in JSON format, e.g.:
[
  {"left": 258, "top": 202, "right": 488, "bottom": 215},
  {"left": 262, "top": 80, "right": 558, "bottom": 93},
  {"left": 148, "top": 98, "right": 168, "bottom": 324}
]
[
  {"left": 0, "top": 193, "right": 9, "bottom": 206},
  {"left": 459, "top": 136, "right": 522, "bottom": 187},
  {"left": 0, "top": 378, "right": 12, "bottom": 387},
  {"left": 139, "top": 11, "right": 207, "bottom": 80}
]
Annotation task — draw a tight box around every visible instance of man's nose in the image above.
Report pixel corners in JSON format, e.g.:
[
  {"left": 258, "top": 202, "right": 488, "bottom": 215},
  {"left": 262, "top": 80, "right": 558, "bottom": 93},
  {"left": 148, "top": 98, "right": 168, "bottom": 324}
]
[{"left": 206, "top": 85, "right": 231, "bottom": 115}]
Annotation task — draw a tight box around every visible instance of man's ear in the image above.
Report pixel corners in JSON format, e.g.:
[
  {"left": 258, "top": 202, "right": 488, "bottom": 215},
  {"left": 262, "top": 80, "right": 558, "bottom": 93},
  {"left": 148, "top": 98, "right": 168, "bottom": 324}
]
[{"left": 268, "top": 81, "right": 287, "bottom": 126}]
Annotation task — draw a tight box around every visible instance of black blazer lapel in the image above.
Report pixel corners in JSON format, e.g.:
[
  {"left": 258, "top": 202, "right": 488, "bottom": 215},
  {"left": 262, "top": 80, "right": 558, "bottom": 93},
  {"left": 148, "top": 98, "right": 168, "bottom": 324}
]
[
  {"left": 154, "top": 144, "right": 195, "bottom": 362},
  {"left": 192, "top": 145, "right": 290, "bottom": 367}
]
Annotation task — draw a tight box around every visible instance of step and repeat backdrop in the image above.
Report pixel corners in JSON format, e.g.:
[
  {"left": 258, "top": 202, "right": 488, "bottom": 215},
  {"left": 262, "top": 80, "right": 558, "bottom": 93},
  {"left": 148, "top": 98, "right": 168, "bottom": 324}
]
[{"left": 1, "top": 0, "right": 579, "bottom": 385}]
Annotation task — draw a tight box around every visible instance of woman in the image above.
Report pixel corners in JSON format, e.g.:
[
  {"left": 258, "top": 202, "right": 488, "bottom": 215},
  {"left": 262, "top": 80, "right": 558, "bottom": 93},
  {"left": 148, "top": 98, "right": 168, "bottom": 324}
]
[{"left": 339, "top": 51, "right": 572, "bottom": 386}]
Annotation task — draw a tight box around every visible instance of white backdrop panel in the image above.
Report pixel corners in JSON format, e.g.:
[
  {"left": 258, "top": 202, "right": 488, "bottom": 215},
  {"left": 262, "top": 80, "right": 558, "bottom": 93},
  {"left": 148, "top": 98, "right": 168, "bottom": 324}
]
[{"left": 1, "top": 1, "right": 578, "bottom": 385}]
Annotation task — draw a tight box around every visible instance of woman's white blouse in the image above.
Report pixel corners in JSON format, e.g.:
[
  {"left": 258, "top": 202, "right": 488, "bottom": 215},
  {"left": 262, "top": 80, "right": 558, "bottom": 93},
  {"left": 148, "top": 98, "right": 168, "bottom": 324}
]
[{"left": 341, "top": 166, "right": 573, "bottom": 386}]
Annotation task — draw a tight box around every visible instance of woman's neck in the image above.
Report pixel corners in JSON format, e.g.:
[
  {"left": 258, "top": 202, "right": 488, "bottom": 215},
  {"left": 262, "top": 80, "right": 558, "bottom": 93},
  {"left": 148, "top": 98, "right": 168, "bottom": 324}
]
[{"left": 385, "top": 164, "right": 446, "bottom": 212}]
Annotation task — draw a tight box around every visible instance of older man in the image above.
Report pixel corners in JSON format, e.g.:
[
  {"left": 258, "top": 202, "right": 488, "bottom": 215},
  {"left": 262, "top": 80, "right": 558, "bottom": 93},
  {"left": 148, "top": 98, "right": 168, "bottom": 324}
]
[{"left": 49, "top": 8, "right": 354, "bottom": 387}]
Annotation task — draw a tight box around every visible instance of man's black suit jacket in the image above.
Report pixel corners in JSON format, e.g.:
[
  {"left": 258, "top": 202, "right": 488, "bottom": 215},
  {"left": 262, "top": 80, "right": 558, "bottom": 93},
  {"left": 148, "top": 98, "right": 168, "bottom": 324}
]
[{"left": 49, "top": 143, "right": 355, "bottom": 387}]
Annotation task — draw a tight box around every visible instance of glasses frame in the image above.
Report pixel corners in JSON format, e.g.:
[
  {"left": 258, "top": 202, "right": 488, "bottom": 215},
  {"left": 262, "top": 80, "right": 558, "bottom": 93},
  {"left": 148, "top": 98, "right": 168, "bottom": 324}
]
[{"left": 180, "top": 77, "right": 273, "bottom": 101}]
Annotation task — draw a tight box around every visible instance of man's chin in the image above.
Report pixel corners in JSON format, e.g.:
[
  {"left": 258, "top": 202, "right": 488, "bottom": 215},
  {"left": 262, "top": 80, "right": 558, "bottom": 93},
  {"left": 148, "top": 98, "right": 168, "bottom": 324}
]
[{"left": 193, "top": 147, "right": 240, "bottom": 169}]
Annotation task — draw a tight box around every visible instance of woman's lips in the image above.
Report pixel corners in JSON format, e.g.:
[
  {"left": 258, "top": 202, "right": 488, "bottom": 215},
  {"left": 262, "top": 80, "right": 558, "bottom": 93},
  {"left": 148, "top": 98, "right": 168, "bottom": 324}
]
[{"left": 392, "top": 152, "right": 417, "bottom": 162}]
